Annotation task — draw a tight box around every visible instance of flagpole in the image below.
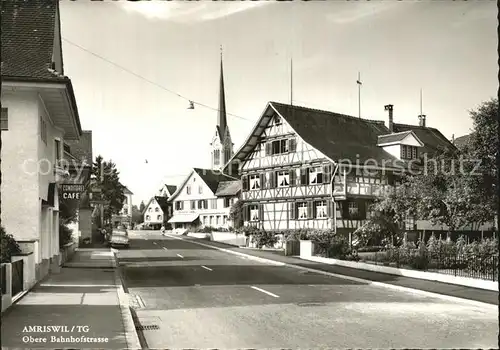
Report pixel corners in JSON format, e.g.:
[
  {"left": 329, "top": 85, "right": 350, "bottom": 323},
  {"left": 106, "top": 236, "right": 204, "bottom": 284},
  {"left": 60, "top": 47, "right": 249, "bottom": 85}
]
[
  {"left": 420, "top": 88, "right": 423, "bottom": 116},
  {"left": 357, "top": 72, "right": 362, "bottom": 118},
  {"left": 290, "top": 57, "right": 293, "bottom": 106}
]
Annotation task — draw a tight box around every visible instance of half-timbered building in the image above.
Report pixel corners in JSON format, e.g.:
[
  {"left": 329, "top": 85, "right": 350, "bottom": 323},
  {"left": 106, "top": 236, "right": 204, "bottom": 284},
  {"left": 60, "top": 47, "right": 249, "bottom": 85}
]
[{"left": 223, "top": 102, "right": 456, "bottom": 235}]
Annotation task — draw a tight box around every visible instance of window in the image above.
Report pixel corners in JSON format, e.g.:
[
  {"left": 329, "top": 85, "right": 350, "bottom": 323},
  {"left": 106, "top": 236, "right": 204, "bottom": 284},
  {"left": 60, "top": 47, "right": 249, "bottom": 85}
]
[
  {"left": 203, "top": 216, "right": 208, "bottom": 225},
  {"left": 175, "top": 201, "right": 183, "bottom": 210},
  {"left": 214, "top": 150, "right": 220, "bottom": 165},
  {"left": 198, "top": 186, "right": 203, "bottom": 194},
  {"left": 405, "top": 216, "right": 416, "bottom": 230},
  {"left": 123, "top": 208, "right": 128, "bottom": 215},
  {"left": 223, "top": 215, "right": 228, "bottom": 225},
  {"left": 191, "top": 200, "right": 196, "bottom": 210},
  {"left": 155, "top": 207, "right": 159, "bottom": 212},
  {"left": 146, "top": 215, "right": 150, "bottom": 220},
  {"left": 198, "top": 200, "right": 208, "bottom": 209},
  {"left": 277, "top": 171, "right": 289, "bottom": 187},
  {"left": 123, "top": 197, "right": 128, "bottom": 205},
  {"left": 401, "top": 145, "right": 418, "bottom": 160},
  {"left": 250, "top": 174, "right": 260, "bottom": 190},
  {"left": 224, "top": 198, "right": 231, "bottom": 208},
  {"left": 210, "top": 199, "right": 217, "bottom": 209},
  {"left": 274, "top": 115, "right": 282, "bottom": 126},
  {"left": 271, "top": 139, "right": 288, "bottom": 154},
  {"left": 216, "top": 216, "right": 220, "bottom": 225},
  {"left": 297, "top": 203, "right": 308, "bottom": 219},
  {"left": 186, "top": 185, "right": 191, "bottom": 195},
  {"left": 1, "top": 108, "right": 8, "bottom": 130},
  {"left": 309, "top": 167, "right": 323, "bottom": 185},
  {"left": 315, "top": 201, "right": 327, "bottom": 218},
  {"left": 148, "top": 207, "right": 152, "bottom": 212},
  {"left": 250, "top": 205, "right": 259, "bottom": 221},
  {"left": 157, "top": 215, "right": 162, "bottom": 221},
  {"left": 54, "top": 139, "right": 61, "bottom": 165},
  {"left": 40, "top": 116, "right": 47, "bottom": 143},
  {"left": 209, "top": 216, "right": 213, "bottom": 225},
  {"left": 348, "top": 202, "right": 359, "bottom": 217}
]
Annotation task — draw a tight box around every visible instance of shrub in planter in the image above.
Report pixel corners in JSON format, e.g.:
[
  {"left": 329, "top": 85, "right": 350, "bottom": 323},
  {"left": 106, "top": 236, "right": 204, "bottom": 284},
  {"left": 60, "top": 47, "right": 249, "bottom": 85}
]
[
  {"left": 0, "top": 226, "right": 21, "bottom": 263},
  {"left": 237, "top": 225, "right": 261, "bottom": 237},
  {"left": 252, "top": 230, "right": 279, "bottom": 248}
]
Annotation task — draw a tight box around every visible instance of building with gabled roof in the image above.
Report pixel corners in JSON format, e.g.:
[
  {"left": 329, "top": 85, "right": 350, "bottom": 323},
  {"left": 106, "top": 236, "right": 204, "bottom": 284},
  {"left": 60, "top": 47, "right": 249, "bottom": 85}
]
[
  {"left": 158, "top": 184, "right": 177, "bottom": 198},
  {"left": 167, "top": 168, "right": 240, "bottom": 230},
  {"left": 1, "top": 0, "right": 86, "bottom": 285},
  {"left": 112, "top": 186, "right": 133, "bottom": 228},
  {"left": 142, "top": 196, "right": 172, "bottom": 230},
  {"left": 221, "top": 101, "right": 459, "bottom": 233}
]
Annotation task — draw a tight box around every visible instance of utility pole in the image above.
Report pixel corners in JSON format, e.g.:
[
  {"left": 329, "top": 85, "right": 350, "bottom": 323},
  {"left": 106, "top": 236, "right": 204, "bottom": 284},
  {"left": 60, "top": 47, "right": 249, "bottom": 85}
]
[{"left": 357, "top": 72, "right": 362, "bottom": 118}]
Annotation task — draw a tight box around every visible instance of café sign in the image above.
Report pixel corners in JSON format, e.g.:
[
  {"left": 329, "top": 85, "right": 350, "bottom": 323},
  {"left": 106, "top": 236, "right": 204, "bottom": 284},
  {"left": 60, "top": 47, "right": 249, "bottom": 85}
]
[{"left": 61, "top": 184, "right": 85, "bottom": 200}]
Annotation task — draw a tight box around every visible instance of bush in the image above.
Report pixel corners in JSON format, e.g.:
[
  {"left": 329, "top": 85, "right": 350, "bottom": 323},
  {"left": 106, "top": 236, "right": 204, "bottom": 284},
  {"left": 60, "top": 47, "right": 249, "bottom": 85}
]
[
  {"left": 0, "top": 226, "right": 21, "bottom": 263},
  {"left": 237, "top": 225, "right": 261, "bottom": 237},
  {"left": 252, "top": 230, "right": 279, "bottom": 248},
  {"left": 357, "top": 246, "right": 386, "bottom": 253},
  {"left": 59, "top": 224, "right": 74, "bottom": 247}
]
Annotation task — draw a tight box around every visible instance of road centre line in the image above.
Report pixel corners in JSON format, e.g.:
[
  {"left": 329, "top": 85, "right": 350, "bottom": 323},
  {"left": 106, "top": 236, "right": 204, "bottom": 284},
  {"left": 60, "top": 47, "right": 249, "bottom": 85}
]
[
  {"left": 201, "top": 265, "right": 212, "bottom": 271},
  {"left": 177, "top": 254, "right": 184, "bottom": 258},
  {"left": 251, "top": 286, "right": 279, "bottom": 298}
]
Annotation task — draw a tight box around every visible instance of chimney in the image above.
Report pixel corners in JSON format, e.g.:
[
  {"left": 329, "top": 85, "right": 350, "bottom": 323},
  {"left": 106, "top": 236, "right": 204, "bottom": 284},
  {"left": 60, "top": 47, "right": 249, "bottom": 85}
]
[
  {"left": 418, "top": 114, "right": 426, "bottom": 127},
  {"left": 384, "top": 104, "right": 394, "bottom": 132}
]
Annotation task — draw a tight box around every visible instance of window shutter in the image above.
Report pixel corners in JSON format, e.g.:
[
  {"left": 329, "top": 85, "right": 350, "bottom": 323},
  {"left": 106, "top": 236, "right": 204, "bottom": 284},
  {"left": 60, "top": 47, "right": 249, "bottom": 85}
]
[
  {"left": 260, "top": 173, "right": 266, "bottom": 189},
  {"left": 290, "top": 169, "right": 297, "bottom": 186},
  {"left": 327, "top": 200, "right": 334, "bottom": 218},
  {"left": 323, "top": 165, "right": 332, "bottom": 184},
  {"left": 242, "top": 205, "right": 248, "bottom": 222},
  {"left": 242, "top": 175, "right": 249, "bottom": 191},
  {"left": 341, "top": 202, "right": 349, "bottom": 219},
  {"left": 300, "top": 168, "right": 307, "bottom": 185},
  {"left": 265, "top": 142, "right": 272, "bottom": 156},
  {"left": 268, "top": 171, "right": 275, "bottom": 188},
  {"left": 259, "top": 204, "right": 264, "bottom": 221},
  {"left": 358, "top": 200, "right": 367, "bottom": 220},
  {"left": 289, "top": 202, "right": 296, "bottom": 219},
  {"left": 289, "top": 137, "right": 297, "bottom": 152}
]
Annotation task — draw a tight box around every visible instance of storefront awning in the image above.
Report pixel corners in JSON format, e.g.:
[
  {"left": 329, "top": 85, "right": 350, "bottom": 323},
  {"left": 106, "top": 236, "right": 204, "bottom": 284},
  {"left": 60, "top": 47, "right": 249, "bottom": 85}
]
[{"left": 168, "top": 213, "right": 200, "bottom": 223}]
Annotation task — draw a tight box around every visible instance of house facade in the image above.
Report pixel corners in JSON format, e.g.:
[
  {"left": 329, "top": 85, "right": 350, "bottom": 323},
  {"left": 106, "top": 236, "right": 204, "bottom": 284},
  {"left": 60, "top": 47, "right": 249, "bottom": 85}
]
[
  {"left": 168, "top": 168, "right": 240, "bottom": 230},
  {"left": 224, "top": 102, "right": 403, "bottom": 233},
  {"left": 143, "top": 196, "right": 171, "bottom": 230},
  {"left": 1, "top": 0, "right": 84, "bottom": 282}
]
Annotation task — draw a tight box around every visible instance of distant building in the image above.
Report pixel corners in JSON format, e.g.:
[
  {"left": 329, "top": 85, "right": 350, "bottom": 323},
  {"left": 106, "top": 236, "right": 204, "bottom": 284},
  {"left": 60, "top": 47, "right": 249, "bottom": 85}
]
[
  {"left": 157, "top": 184, "right": 177, "bottom": 198},
  {"left": 143, "top": 196, "right": 172, "bottom": 230},
  {"left": 112, "top": 186, "right": 133, "bottom": 228},
  {"left": 167, "top": 168, "right": 240, "bottom": 230}
]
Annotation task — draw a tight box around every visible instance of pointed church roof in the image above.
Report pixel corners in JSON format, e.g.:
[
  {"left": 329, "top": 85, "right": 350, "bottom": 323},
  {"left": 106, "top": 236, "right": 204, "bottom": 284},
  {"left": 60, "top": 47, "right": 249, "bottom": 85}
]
[{"left": 217, "top": 54, "right": 227, "bottom": 142}]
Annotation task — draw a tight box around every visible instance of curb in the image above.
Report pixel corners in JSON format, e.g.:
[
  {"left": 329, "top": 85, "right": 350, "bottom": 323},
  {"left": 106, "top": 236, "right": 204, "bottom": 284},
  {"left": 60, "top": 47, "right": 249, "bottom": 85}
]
[
  {"left": 112, "top": 256, "right": 142, "bottom": 350},
  {"left": 167, "top": 234, "right": 497, "bottom": 310}
]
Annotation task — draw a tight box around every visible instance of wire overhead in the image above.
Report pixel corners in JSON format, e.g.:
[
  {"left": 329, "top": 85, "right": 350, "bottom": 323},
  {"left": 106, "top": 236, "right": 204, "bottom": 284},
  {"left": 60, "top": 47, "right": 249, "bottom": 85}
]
[{"left": 62, "top": 37, "right": 253, "bottom": 122}]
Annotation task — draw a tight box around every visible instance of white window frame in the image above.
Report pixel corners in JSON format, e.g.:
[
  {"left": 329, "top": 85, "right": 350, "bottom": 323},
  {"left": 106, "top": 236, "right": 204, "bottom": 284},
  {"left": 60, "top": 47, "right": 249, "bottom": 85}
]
[
  {"left": 298, "top": 202, "right": 308, "bottom": 220},
  {"left": 250, "top": 205, "right": 259, "bottom": 222},
  {"left": 277, "top": 171, "right": 290, "bottom": 187},
  {"left": 146, "top": 215, "right": 150, "bottom": 220},
  {"left": 250, "top": 174, "right": 260, "bottom": 190},
  {"left": 186, "top": 185, "right": 191, "bottom": 195},
  {"left": 155, "top": 207, "right": 159, "bottom": 212},
  {"left": 316, "top": 201, "right": 327, "bottom": 218},
  {"left": 216, "top": 216, "right": 220, "bottom": 225},
  {"left": 157, "top": 215, "right": 162, "bottom": 221},
  {"left": 198, "top": 185, "right": 203, "bottom": 194},
  {"left": 309, "top": 167, "right": 323, "bottom": 185}
]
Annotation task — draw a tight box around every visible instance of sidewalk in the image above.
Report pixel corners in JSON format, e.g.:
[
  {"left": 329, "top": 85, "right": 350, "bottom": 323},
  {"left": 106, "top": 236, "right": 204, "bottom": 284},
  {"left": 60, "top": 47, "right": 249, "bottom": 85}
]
[
  {"left": 0, "top": 249, "right": 139, "bottom": 349},
  {"left": 179, "top": 235, "right": 499, "bottom": 306}
]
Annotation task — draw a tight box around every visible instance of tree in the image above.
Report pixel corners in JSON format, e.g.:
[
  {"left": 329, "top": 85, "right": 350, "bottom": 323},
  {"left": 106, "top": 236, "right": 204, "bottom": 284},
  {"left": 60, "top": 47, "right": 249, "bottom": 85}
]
[
  {"left": 229, "top": 199, "right": 244, "bottom": 229},
  {"left": 132, "top": 205, "right": 143, "bottom": 224},
  {"left": 91, "top": 155, "right": 125, "bottom": 223},
  {"left": 139, "top": 200, "right": 146, "bottom": 213},
  {"left": 463, "top": 98, "right": 498, "bottom": 225}
]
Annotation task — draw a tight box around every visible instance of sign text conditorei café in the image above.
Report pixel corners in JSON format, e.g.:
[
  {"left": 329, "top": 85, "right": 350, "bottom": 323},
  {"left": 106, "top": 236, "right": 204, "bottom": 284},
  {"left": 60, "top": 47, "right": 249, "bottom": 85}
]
[{"left": 60, "top": 184, "right": 85, "bottom": 200}]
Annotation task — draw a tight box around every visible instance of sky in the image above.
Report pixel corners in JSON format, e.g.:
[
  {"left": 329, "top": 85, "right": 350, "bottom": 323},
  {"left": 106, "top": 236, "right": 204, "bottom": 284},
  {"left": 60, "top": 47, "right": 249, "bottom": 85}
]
[{"left": 58, "top": 0, "right": 497, "bottom": 205}]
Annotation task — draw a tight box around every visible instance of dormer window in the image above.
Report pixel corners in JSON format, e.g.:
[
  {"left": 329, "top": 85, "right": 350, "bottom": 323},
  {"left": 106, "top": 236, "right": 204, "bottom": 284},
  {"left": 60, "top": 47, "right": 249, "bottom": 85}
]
[
  {"left": 274, "top": 115, "right": 282, "bottom": 126},
  {"left": 401, "top": 145, "right": 418, "bottom": 160}
]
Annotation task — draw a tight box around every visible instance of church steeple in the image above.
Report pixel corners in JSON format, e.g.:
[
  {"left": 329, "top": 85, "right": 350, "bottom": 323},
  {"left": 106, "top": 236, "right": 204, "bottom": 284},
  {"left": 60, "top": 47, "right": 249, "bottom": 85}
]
[
  {"left": 211, "top": 46, "right": 233, "bottom": 171},
  {"left": 217, "top": 47, "right": 227, "bottom": 141}
]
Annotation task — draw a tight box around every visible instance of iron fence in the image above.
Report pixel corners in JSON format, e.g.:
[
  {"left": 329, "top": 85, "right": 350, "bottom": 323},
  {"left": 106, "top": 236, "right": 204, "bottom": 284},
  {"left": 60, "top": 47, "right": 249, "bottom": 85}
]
[{"left": 363, "top": 249, "right": 498, "bottom": 281}]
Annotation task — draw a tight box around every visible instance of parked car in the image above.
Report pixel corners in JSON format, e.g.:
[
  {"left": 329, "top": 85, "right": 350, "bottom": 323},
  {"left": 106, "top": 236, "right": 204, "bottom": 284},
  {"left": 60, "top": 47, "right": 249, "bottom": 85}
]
[{"left": 109, "top": 226, "right": 129, "bottom": 249}]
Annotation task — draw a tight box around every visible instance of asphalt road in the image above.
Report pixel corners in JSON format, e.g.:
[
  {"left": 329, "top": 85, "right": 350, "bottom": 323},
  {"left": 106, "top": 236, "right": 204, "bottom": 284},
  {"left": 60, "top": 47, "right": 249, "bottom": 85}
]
[{"left": 116, "top": 230, "right": 498, "bottom": 349}]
